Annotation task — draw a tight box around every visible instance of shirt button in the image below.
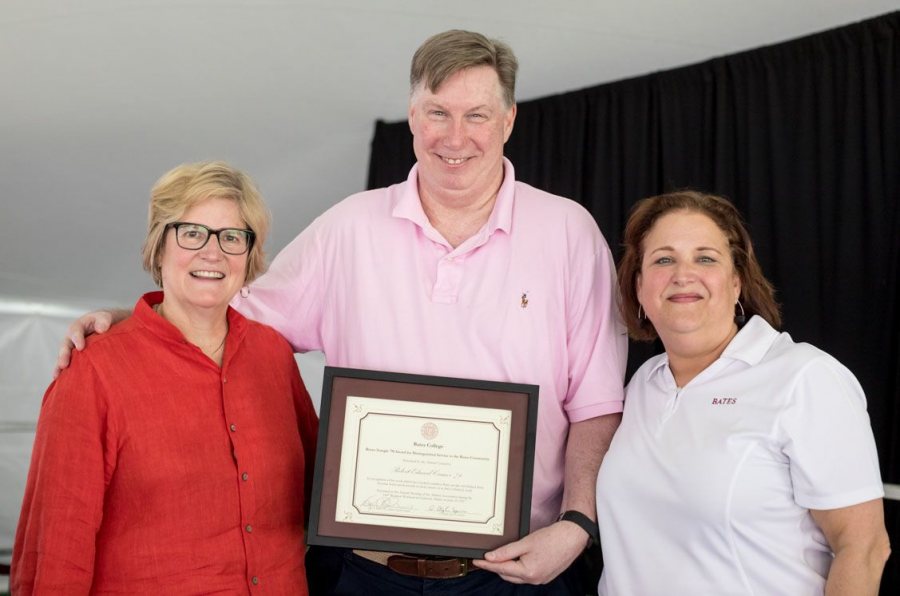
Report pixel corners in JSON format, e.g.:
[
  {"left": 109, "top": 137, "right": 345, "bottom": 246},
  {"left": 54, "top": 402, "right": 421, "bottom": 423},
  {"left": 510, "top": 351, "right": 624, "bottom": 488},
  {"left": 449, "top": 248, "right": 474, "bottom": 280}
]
[
  {"left": 245, "top": 524, "right": 253, "bottom": 533},
  {"left": 242, "top": 472, "right": 249, "bottom": 481},
  {"left": 230, "top": 424, "right": 237, "bottom": 432},
  {"left": 223, "top": 378, "right": 227, "bottom": 383},
  {"left": 251, "top": 576, "right": 259, "bottom": 585}
]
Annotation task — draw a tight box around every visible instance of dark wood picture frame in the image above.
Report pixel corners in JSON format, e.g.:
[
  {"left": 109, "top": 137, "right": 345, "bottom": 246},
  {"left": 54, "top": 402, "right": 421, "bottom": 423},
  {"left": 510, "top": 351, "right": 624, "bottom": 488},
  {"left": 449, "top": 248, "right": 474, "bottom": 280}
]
[{"left": 306, "top": 366, "right": 539, "bottom": 558}]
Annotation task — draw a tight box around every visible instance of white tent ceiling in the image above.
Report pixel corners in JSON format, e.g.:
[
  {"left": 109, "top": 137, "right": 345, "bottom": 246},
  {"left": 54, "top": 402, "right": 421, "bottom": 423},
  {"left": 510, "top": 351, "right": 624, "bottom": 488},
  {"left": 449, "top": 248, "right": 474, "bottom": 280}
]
[{"left": 2, "top": 0, "right": 897, "bottom": 308}]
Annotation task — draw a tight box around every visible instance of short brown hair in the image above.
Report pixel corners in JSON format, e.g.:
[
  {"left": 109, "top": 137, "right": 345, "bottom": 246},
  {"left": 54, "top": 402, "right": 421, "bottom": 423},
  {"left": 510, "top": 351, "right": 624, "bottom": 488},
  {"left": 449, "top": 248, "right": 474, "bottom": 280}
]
[
  {"left": 618, "top": 191, "right": 781, "bottom": 341},
  {"left": 142, "top": 161, "right": 270, "bottom": 287},
  {"left": 410, "top": 29, "right": 518, "bottom": 107}
]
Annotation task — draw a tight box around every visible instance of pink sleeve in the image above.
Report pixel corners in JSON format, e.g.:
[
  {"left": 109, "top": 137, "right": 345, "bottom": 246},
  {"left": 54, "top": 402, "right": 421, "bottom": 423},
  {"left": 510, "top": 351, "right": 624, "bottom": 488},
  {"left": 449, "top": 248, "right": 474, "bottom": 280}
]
[
  {"left": 563, "top": 214, "right": 627, "bottom": 422},
  {"left": 233, "top": 221, "right": 326, "bottom": 353}
]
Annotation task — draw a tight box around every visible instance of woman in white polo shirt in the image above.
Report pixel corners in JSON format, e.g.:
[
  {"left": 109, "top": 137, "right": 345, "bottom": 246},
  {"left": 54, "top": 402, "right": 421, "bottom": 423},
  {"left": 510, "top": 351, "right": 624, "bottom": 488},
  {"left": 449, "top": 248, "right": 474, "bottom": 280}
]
[{"left": 596, "top": 191, "right": 890, "bottom": 595}]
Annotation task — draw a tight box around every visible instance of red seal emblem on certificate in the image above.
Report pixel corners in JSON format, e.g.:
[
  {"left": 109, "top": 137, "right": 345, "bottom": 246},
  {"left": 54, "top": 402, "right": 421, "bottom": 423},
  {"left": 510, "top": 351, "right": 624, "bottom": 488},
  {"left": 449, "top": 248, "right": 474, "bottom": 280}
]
[{"left": 420, "top": 421, "right": 439, "bottom": 440}]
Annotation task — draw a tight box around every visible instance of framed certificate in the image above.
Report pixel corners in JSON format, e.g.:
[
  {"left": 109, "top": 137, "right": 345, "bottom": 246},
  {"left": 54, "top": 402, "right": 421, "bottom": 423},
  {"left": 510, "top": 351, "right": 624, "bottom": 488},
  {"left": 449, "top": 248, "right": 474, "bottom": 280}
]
[{"left": 306, "top": 366, "right": 539, "bottom": 558}]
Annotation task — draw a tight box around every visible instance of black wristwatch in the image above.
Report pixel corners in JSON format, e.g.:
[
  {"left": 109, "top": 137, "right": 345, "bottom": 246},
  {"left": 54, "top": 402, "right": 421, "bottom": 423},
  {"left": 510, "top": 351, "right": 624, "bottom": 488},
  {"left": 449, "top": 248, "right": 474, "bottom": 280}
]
[{"left": 557, "top": 510, "right": 600, "bottom": 547}]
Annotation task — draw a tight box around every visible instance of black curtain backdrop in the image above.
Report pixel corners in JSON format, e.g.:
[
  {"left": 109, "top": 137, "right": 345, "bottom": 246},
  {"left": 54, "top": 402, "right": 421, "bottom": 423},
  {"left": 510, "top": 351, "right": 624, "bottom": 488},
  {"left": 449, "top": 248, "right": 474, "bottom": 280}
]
[{"left": 368, "top": 12, "right": 899, "bottom": 587}]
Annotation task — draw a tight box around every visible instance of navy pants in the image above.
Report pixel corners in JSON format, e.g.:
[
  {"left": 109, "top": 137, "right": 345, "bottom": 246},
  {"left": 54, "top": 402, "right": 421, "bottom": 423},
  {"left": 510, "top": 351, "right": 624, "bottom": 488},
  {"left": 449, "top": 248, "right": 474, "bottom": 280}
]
[{"left": 306, "top": 547, "right": 583, "bottom": 595}]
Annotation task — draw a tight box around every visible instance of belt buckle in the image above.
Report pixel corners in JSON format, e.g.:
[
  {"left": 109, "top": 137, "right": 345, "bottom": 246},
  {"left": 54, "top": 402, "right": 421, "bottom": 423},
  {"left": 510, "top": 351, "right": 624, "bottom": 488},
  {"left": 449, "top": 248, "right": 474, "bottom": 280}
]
[{"left": 451, "top": 557, "right": 470, "bottom": 578}]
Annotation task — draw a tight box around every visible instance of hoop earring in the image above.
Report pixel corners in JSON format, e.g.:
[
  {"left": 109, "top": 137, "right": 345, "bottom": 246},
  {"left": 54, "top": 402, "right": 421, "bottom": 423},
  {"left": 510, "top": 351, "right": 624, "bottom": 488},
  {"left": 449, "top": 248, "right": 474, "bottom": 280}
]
[
  {"left": 735, "top": 300, "right": 746, "bottom": 325},
  {"left": 637, "top": 305, "right": 645, "bottom": 321},
  {"left": 240, "top": 286, "right": 251, "bottom": 298}
]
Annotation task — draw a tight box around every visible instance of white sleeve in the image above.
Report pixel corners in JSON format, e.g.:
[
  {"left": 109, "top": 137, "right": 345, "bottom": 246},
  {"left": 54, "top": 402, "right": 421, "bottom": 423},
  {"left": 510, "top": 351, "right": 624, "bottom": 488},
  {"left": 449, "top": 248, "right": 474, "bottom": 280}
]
[{"left": 780, "top": 354, "right": 884, "bottom": 510}]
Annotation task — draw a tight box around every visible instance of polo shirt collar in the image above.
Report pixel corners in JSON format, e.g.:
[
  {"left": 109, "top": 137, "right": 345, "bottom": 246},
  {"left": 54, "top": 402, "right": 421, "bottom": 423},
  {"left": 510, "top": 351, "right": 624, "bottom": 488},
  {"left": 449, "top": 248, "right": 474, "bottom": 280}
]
[
  {"left": 645, "top": 315, "right": 779, "bottom": 380},
  {"left": 488, "top": 157, "right": 515, "bottom": 234},
  {"left": 646, "top": 352, "right": 671, "bottom": 382},
  {"left": 720, "top": 315, "right": 780, "bottom": 365},
  {"left": 391, "top": 157, "right": 516, "bottom": 239}
]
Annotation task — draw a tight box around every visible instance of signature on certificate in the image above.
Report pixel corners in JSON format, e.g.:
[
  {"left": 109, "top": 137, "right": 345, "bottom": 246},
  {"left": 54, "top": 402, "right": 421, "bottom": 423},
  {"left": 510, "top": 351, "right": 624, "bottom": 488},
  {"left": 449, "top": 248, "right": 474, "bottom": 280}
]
[
  {"left": 359, "top": 494, "right": 413, "bottom": 513},
  {"left": 428, "top": 504, "right": 469, "bottom": 516}
]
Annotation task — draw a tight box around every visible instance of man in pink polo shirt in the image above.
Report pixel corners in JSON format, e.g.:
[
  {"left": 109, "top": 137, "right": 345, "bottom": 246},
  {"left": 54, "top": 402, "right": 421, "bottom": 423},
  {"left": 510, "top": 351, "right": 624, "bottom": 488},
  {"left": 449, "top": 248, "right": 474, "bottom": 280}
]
[{"left": 58, "top": 30, "right": 626, "bottom": 595}]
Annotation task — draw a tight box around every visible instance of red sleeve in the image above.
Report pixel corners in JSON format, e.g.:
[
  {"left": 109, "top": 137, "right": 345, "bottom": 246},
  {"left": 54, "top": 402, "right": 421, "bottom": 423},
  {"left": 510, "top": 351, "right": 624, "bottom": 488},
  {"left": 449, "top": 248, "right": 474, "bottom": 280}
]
[
  {"left": 290, "top": 363, "right": 319, "bottom": 524},
  {"left": 11, "top": 352, "right": 116, "bottom": 594}
]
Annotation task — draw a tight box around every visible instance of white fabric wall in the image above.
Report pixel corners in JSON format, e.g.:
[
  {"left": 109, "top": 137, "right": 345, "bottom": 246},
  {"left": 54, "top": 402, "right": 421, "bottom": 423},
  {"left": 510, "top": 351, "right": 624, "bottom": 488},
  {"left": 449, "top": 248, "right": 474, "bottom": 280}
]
[
  {"left": 0, "top": 305, "right": 75, "bottom": 569},
  {"left": 0, "top": 300, "right": 325, "bottom": 575}
]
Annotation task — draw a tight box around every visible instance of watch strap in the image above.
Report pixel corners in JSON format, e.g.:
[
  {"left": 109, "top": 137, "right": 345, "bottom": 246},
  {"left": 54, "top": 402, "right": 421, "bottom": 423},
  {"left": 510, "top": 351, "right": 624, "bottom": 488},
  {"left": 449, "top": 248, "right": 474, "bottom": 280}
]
[{"left": 557, "top": 510, "right": 599, "bottom": 547}]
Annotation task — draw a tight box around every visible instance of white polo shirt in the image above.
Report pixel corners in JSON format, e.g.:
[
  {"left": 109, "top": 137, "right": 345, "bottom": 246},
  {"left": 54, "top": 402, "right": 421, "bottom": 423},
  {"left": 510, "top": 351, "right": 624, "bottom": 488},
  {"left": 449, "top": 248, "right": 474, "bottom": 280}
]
[{"left": 596, "top": 316, "right": 883, "bottom": 595}]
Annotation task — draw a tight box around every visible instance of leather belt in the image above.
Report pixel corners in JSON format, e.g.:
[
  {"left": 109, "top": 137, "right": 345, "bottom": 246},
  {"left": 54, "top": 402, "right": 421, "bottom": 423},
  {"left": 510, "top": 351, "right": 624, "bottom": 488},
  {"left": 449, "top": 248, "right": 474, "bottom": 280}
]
[{"left": 353, "top": 549, "right": 473, "bottom": 579}]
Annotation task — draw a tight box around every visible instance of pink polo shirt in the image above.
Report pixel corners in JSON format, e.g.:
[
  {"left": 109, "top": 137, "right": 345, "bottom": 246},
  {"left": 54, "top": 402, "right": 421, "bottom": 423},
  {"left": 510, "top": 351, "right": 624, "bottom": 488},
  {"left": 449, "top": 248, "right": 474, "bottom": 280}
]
[{"left": 235, "top": 159, "right": 626, "bottom": 529}]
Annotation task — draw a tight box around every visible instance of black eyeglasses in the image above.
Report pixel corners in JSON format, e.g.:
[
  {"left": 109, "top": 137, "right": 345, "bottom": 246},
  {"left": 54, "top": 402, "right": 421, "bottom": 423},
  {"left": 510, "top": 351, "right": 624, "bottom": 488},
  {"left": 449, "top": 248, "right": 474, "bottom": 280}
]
[{"left": 166, "top": 222, "right": 255, "bottom": 255}]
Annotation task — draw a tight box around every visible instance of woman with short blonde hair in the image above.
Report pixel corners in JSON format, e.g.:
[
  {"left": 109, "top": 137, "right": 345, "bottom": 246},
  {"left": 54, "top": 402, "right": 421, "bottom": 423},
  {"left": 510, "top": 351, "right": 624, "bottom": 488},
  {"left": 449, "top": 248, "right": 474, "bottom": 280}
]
[{"left": 13, "top": 161, "right": 318, "bottom": 594}]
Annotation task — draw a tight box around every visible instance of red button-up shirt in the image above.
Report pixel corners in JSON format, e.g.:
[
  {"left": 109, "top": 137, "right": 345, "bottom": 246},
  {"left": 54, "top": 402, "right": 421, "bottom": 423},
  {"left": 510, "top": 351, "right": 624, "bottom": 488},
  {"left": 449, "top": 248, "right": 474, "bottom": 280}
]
[{"left": 13, "top": 292, "right": 318, "bottom": 594}]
